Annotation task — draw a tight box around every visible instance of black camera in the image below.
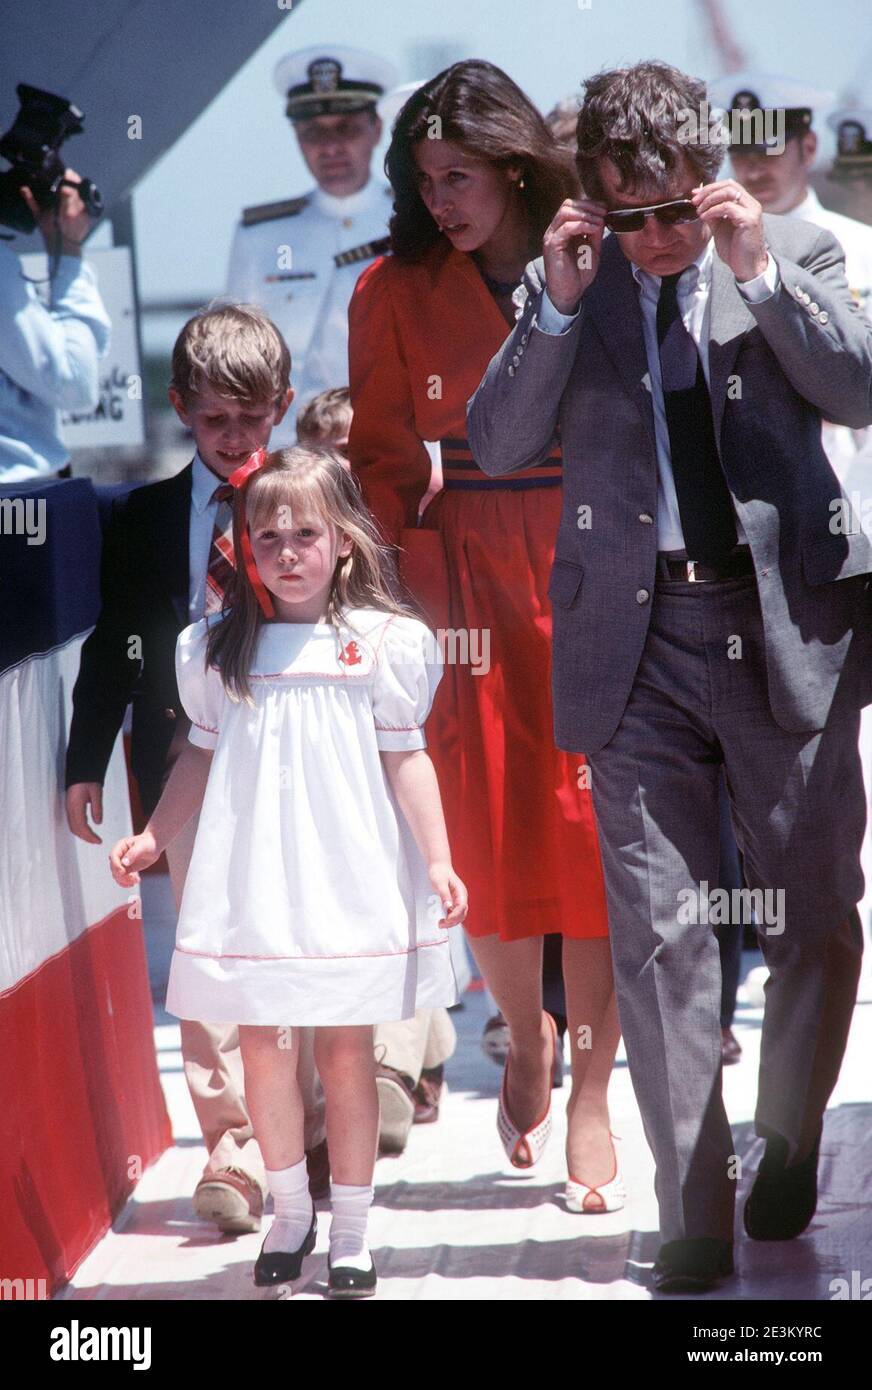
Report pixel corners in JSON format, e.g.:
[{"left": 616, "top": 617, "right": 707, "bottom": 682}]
[{"left": 0, "top": 84, "right": 103, "bottom": 234}]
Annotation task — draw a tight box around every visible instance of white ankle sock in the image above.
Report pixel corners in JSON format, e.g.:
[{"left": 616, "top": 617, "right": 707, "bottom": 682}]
[
  {"left": 263, "top": 1157, "right": 313, "bottom": 1254},
  {"left": 329, "top": 1182, "right": 373, "bottom": 1271}
]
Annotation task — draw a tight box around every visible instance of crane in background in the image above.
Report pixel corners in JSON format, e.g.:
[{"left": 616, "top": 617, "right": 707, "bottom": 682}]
[{"left": 693, "top": 0, "right": 747, "bottom": 74}]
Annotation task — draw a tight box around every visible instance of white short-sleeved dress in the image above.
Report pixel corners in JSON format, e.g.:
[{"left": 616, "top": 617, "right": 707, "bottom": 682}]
[{"left": 165, "top": 607, "right": 458, "bottom": 1027}]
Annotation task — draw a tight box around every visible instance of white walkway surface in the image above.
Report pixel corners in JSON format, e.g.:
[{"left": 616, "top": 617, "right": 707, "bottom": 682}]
[{"left": 57, "top": 878, "right": 872, "bottom": 1302}]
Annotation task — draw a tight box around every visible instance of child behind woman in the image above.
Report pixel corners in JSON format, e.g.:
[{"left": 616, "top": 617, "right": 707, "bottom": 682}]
[
  {"left": 296, "top": 386, "right": 353, "bottom": 457},
  {"left": 110, "top": 447, "right": 467, "bottom": 1298}
]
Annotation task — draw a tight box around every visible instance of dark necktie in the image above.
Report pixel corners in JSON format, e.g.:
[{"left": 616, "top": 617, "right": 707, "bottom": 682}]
[
  {"left": 656, "top": 271, "right": 738, "bottom": 562},
  {"left": 204, "top": 483, "right": 235, "bottom": 616}
]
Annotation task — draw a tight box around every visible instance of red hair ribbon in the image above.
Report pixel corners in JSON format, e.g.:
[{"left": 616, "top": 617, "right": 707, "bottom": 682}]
[
  {"left": 227, "top": 448, "right": 275, "bottom": 618},
  {"left": 227, "top": 448, "right": 269, "bottom": 489}
]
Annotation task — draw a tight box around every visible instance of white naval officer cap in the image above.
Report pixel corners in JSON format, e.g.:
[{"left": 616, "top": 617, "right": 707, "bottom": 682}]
[
  {"left": 708, "top": 72, "right": 834, "bottom": 149},
  {"left": 377, "top": 81, "right": 427, "bottom": 135},
  {"left": 826, "top": 107, "right": 872, "bottom": 176},
  {"left": 273, "top": 44, "right": 398, "bottom": 122}
]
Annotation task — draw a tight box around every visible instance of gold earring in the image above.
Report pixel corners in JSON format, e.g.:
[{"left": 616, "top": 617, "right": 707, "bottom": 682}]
[{"left": 518, "top": 175, "right": 526, "bottom": 190}]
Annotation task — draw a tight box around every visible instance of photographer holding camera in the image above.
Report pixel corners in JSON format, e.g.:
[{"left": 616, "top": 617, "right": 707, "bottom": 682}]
[{"left": 0, "top": 87, "right": 110, "bottom": 484}]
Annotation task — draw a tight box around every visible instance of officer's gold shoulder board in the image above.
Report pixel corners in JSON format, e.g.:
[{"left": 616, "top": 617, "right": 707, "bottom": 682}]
[
  {"left": 242, "top": 195, "right": 311, "bottom": 227},
  {"left": 334, "top": 235, "right": 392, "bottom": 269}
]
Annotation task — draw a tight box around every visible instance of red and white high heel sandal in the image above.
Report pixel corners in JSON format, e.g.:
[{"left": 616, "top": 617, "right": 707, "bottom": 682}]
[
  {"left": 497, "top": 1012, "right": 558, "bottom": 1169},
  {"left": 565, "top": 1131, "right": 626, "bottom": 1213}
]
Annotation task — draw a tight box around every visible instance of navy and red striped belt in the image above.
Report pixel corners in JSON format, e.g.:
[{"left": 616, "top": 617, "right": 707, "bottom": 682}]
[{"left": 439, "top": 436, "right": 562, "bottom": 490}]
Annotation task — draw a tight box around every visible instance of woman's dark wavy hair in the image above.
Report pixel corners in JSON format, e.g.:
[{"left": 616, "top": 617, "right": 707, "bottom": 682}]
[{"left": 386, "top": 60, "right": 579, "bottom": 261}]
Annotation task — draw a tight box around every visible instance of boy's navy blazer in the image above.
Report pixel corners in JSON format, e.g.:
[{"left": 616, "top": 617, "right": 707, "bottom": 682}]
[{"left": 65, "top": 462, "right": 195, "bottom": 818}]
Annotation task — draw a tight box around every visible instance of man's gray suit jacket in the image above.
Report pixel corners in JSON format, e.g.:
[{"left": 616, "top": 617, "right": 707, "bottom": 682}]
[{"left": 467, "top": 216, "right": 872, "bottom": 754}]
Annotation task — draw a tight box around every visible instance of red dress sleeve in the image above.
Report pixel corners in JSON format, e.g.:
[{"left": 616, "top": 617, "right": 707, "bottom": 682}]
[{"left": 348, "top": 257, "right": 433, "bottom": 549}]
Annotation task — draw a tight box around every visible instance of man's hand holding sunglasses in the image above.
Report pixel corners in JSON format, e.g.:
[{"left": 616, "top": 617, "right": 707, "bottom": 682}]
[
  {"left": 690, "top": 179, "right": 768, "bottom": 285},
  {"left": 542, "top": 197, "right": 607, "bottom": 314}
]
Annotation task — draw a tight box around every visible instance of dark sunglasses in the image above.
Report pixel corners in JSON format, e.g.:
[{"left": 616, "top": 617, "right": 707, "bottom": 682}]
[{"left": 604, "top": 197, "right": 699, "bottom": 233}]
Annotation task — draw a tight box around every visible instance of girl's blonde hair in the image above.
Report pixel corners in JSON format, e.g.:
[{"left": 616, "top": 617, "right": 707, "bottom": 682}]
[{"left": 204, "top": 447, "right": 412, "bottom": 702}]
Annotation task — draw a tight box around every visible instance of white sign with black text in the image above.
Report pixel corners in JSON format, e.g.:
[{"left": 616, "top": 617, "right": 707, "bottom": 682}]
[{"left": 20, "top": 245, "right": 144, "bottom": 449}]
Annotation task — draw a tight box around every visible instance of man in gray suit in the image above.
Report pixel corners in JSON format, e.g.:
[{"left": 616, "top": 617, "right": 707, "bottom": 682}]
[{"left": 468, "top": 60, "right": 872, "bottom": 1292}]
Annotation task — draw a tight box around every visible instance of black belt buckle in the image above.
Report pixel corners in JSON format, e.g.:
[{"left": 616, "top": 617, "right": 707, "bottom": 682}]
[
  {"left": 675, "top": 557, "right": 709, "bottom": 582},
  {"left": 658, "top": 547, "right": 752, "bottom": 584}
]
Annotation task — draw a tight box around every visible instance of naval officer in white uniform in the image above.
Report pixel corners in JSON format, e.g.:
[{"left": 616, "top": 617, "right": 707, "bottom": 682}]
[
  {"left": 710, "top": 76, "right": 872, "bottom": 471},
  {"left": 823, "top": 104, "right": 872, "bottom": 993},
  {"left": 226, "top": 45, "right": 397, "bottom": 444},
  {"left": 711, "top": 73, "right": 872, "bottom": 992},
  {"left": 709, "top": 74, "right": 872, "bottom": 323}
]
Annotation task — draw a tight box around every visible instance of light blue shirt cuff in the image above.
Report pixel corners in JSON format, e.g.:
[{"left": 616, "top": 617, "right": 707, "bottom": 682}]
[
  {"left": 736, "top": 252, "right": 779, "bottom": 303},
  {"left": 537, "top": 289, "right": 581, "bottom": 335}
]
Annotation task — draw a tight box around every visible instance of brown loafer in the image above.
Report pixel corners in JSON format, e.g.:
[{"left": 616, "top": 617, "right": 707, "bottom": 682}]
[
  {"left": 193, "top": 1166, "right": 264, "bottom": 1234},
  {"left": 376, "top": 1064, "right": 416, "bottom": 1154},
  {"left": 412, "top": 1064, "right": 444, "bottom": 1124},
  {"left": 721, "top": 1027, "right": 742, "bottom": 1065},
  {"left": 481, "top": 1013, "right": 510, "bottom": 1066}
]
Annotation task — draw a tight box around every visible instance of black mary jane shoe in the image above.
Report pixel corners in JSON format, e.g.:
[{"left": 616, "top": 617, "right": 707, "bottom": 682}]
[
  {"left": 327, "top": 1253, "right": 377, "bottom": 1299},
  {"left": 253, "top": 1213, "right": 317, "bottom": 1287},
  {"left": 743, "top": 1125, "right": 822, "bottom": 1241}
]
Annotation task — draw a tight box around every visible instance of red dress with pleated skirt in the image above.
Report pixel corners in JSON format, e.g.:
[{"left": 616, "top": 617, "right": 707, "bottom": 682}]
[{"left": 348, "top": 240, "right": 608, "bottom": 942}]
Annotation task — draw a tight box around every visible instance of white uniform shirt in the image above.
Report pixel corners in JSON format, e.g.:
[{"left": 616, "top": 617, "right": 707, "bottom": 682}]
[
  {"left": 225, "top": 177, "right": 392, "bottom": 445},
  {"left": 786, "top": 188, "right": 872, "bottom": 499},
  {"left": 789, "top": 188, "right": 872, "bottom": 319},
  {"left": 786, "top": 192, "right": 872, "bottom": 985}
]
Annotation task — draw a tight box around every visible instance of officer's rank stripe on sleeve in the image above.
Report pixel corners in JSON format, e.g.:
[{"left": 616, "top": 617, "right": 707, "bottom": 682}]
[
  {"left": 242, "top": 195, "right": 311, "bottom": 226},
  {"left": 334, "top": 236, "right": 392, "bottom": 269}
]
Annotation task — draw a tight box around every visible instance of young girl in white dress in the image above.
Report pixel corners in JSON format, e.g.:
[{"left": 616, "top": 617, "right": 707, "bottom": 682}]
[{"left": 110, "top": 447, "right": 467, "bottom": 1298}]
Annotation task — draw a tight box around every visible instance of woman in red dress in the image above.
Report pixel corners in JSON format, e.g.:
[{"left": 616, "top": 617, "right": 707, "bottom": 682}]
[{"left": 348, "top": 61, "right": 623, "bottom": 1209}]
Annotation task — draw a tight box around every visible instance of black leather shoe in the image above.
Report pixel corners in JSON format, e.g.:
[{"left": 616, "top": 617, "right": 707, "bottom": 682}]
[
  {"left": 327, "top": 1254, "right": 378, "bottom": 1299},
  {"left": 743, "top": 1125, "right": 822, "bottom": 1241},
  {"left": 253, "top": 1213, "right": 317, "bottom": 1286},
  {"left": 653, "top": 1238, "right": 734, "bottom": 1293}
]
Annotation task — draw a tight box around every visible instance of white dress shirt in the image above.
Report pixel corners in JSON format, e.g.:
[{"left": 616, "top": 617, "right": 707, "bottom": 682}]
[
  {"left": 538, "top": 237, "right": 778, "bottom": 551},
  {"left": 188, "top": 452, "right": 231, "bottom": 623}
]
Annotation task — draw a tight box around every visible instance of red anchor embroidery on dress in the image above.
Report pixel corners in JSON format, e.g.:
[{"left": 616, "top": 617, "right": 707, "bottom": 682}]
[{"left": 338, "top": 640, "right": 362, "bottom": 666}]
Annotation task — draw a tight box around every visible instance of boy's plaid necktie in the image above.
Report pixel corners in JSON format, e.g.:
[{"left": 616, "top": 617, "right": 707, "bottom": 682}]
[{"left": 204, "top": 483, "right": 236, "bottom": 616}]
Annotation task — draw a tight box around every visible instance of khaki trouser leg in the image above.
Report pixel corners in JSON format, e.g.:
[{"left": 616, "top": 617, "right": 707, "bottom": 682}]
[
  {"left": 373, "top": 1008, "right": 456, "bottom": 1085},
  {"left": 164, "top": 804, "right": 325, "bottom": 1197}
]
